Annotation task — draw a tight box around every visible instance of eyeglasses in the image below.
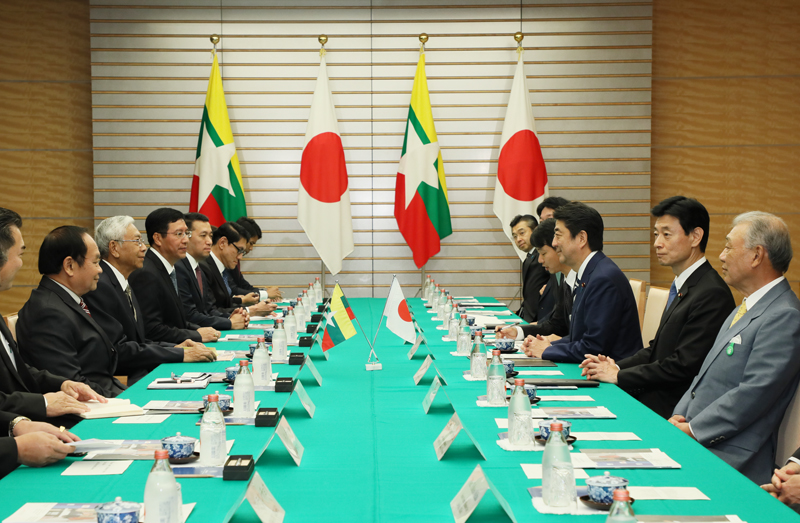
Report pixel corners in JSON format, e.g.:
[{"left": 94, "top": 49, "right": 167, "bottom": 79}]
[
  {"left": 115, "top": 238, "right": 146, "bottom": 247},
  {"left": 161, "top": 231, "right": 192, "bottom": 239},
  {"left": 233, "top": 246, "right": 246, "bottom": 255}
]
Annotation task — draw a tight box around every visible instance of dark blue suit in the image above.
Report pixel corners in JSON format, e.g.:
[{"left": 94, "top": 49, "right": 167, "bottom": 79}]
[{"left": 543, "top": 251, "right": 641, "bottom": 363}]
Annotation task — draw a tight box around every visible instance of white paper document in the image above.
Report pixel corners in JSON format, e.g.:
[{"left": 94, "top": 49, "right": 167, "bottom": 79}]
[
  {"left": 516, "top": 370, "right": 564, "bottom": 376},
  {"left": 2, "top": 503, "right": 194, "bottom": 523},
  {"left": 538, "top": 395, "right": 594, "bottom": 402},
  {"left": 521, "top": 463, "right": 589, "bottom": 480},
  {"left": 571, "top": 448, "right": 681, "bottom": 469},
  {"left": 113, "top": 414, "right": 170, "bottom": 424},
  {"left": 69, "top": 439, "right": 125, "bottom": 452},
  {"left": 62, "top": 460, "right": 132, "bottom": 476},
  {"left": 79, "top": 398, "right": 144, "bottom": 419},
  {"left": 626, "top": 486, "right": 708, "bottom": 500},
  {"left": 531, "top": 406, "right": 616, "bottom": 419}
]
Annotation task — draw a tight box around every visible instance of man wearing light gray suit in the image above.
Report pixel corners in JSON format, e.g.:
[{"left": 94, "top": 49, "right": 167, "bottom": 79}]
[{"left": 670, "top": 211, "right": 800, "bottom": 485}]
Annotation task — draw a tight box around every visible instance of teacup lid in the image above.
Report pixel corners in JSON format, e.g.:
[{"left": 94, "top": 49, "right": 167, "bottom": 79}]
[
  {"left": 162, "top": 432, "right": 197, "bottom": 445},
  {"left": 585, "top": 471, "right": 628, "bottom": 487},
  {"left": 96, "top": 497, "right": 140, "bottom": 515}
]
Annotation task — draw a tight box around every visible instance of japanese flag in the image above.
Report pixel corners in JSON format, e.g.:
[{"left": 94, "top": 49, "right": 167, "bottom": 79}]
[{"left": 385, "top": 277, "right": 416, "bottom": 344}]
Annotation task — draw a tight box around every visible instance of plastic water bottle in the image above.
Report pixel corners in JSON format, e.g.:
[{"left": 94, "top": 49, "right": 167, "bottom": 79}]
[
  {"left": 199, "top": 394, "right": 227, "bottom": 466},
  {"left": 306, "top": 283, "right": 316, "bottom": 305},
  {"left": 422, "top": 275, "right": 432, "bottom": 300},
  {"left": 232, "top": 360, "right": 255, "bottom": 416},
  {"left": 425, "top": 278, "right": 435, "bottom": 302},
  {"left": 314, "top": 277, "right": 322, "bottom": 301},
  {"left": 443, "top": 295, "right": 454, "bottom": 320},
  {"left": 542, "top": 421, "right": 577, "bottom": 508},
  {"left": 251, "top": 337, "right": 272, "bottom": 386},
  {"left": 448, "top": 309, "right": 460, "bottom": 339},
  {"left": 272, "top": 319, "right": 288, "bottom": 360},
  {"left": 456, "top": 314, "right": 471, "bottom": 355},
  {"left": 294, "top": 298, "right": 306, "bottom": 331},
  {"left": 507, "top": 378, "right": 533, "bottom": 446},
  {"left": 469, "top": 329, "right": 487, "bottom": 379},
  {"left": 437, "top": 290, "right": 447, "bottom": 321},
  {"left": 606, "top": 489, "right": 636, "bottom": 522},
  {"left": 144, "top": 450, "right": 180, "bottom": 523},
  {"left": 486, "top": 349, "right": 506, "bottom": 405},
  {"left": 432, "top": 283, "right": 441, "bottom": 309},
  {"left": 285, "top": 307, "right": 298, "bottom": 343}
]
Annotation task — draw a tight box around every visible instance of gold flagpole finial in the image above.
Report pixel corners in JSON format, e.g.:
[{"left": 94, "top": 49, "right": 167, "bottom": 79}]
[
  {"left": 319, "top": 34, "right": 328, "bottom": 57},
  {"left": 210, "top": 34, "right": 220, "bottom": 57},
  {"left": 514, "top": 32, "right": 524, "bottom": 59},
  {"left": 419, "top": 33, "right": 428, "bottom": 53}
]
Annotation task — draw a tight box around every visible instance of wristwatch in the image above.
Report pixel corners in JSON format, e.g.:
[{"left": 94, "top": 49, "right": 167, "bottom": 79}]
[{"left": 8, "top": 416, "right": 30, "bottom": 437}]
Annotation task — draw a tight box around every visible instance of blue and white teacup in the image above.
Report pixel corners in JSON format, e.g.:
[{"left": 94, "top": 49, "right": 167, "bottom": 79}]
[
  {"left": 262, "top": 327, "right": 274, "bottom": 342},
  {"left": 538, "top": 418, "right": 571, "bottom": 440},
  {"left": 203, "top": 393, "right": 231, "bottom": 411},
  {"left": 502, "top": 359, "right": 515, "bottom": 375},
  {"left": 96, "top": 497, "right": 140, "bottom": 523},
  {"left": 225, "top": 366, "right": 238, "bottom": 381},
  {"left": 586, "top": 472, "right": 629, "bottom": 504},
  {"left": 466, "top": 317, "right": 476, "bottom": 326},
  {"left": 161, "top": 432, "right": 196, "bottom": 459},
  {"left": 495, "top": 338, "right": 515, "bottom": 351},
  {"left": 524, "top": 384, "right": 537, "bottom": 401},
  {"left": 289, "top": 299, "right": 297, "bottom": 308}
]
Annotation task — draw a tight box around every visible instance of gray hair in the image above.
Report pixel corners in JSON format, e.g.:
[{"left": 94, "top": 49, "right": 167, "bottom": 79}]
[
  {"left": 95, "top": 215, "right": 136, "bottom": 259},
  {"left": 732, "top": 211, "right": 792, "bottom": 273}
]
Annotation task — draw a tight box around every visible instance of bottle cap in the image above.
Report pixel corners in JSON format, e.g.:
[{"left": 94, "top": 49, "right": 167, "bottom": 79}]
[
  {"left": 154, "top": 449, "right": 169, "bottom": 459},
  {"left": 514, "top": 378, "right": 525, "bottom": 386},
  {"left": 208, "top": 394, "right": 219, "bottom": 402},
  {"left": 276, "top": 318, "right": 283, "bottom": 324},
  {"left": 476, "top": 329, "right": 482, "bottom": 335},
  {"left": 492, "top": 349, "right": 501, "bottom": 355},
  {"left": 550, "top": 422, "right": 563, "bottom": 431},
  {"left": 297, "top": 297, "right": 302, "bottom": 303},
  {"left": 287, "top": 306, "right": 293, "bottom": 311},
  {"left": 612, "top": 489, "right": 630, "bottom": 502},
  {"left": 316, "top": 277, "right": 320, "bottom": 281},
  {"left": 461, "top": 313, "right": 467, "bottom": 318},
  {"left": 239, "top": 360, "right": 249, "bottom": 366},
  {"left": 257, "top": 337, "right": 264, "bottom": 342}
]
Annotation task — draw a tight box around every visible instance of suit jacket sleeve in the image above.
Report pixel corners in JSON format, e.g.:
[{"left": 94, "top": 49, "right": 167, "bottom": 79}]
[
  {"left": 617, "top": 285, "right": 734, "bottom": 391},
  {"left": 689, "top": 306, "right": 800, "bottom": 446},
  {"left": 228, "top": 267, "right": 256, "bottom": 295},
  {"left": 542, "top": 274, "right": 627, "bottom": 363},
  {"left": 130, "top": 269, "right": 202, "bottom": 343},
  {"left": 178, "top": 280, "right": 232, "bottom": 331},
  {"left": 0, "top": 391, "right": 47, "bottom": 421},
  {"left": 520, "top": 288, "right": 570, "bottom": 338}
]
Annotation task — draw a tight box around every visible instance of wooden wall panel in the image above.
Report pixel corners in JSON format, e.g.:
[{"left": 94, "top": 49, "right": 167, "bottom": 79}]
[
  {"left": 651, "top": 0, "right": 800, "bottom": 297},
  {"left": 0, "top": 0, "right": 94, "bottom": 316}
]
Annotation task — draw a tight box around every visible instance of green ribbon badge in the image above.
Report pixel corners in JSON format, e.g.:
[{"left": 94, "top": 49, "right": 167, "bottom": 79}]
[{"left": 727, "top": 342, "right": 735, "bottom": 356}]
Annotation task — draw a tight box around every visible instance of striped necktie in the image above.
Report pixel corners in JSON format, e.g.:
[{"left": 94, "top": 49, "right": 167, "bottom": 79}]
[
  {"left": 730, "top": 302, "right": 747, "bottom": 327},
  {"left": 124, "top": 284, "right": 137, "bottom": 321},
  {"left": 79, "top": 299, "right": 92, "bottom": 317}
]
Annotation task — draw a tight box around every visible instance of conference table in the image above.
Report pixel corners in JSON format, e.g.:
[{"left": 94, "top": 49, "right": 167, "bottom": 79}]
[{"left": 0, "top": 296, "right": 796, "bottom": 523}]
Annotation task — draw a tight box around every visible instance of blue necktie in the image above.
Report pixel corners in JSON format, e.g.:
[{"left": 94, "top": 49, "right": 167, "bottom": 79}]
[
  {"left": 169, "top": 270, "right": 179, "bottom": 296},
  {"left": 665, "top": 281, "right": 678, "bottom": 311},
  {"left": 222, "top": 270, "right": 232, "bottom": 296},
  {"left": 573, "top": 279, "right": 582, "bottom": 303}
]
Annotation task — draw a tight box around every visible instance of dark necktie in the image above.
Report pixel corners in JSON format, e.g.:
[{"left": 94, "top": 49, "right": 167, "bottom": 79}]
[
  {"left": 665, "top": 281, "right": 678, "bottom": 311},
  {"left": 195, "top": 266, "right": 204, "bottom": 296},
  {"left": 79, "top": 299, "right": 92, "bottom": 317},
  {"left": 573, "top": 279, "right": 583, "bottom": 303},
  {"left": 124, "top": 284, "right": 137, "bottom": 321},
  {"left": 169, "top": 269, "right": 179, "bottom": 296},
  {"left": 222, "top": 270, "right": 232, "bottom": 296}
]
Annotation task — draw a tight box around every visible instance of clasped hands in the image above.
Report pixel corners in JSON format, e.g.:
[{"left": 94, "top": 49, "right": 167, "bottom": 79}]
[{"left": 762, "top": 461, "right": 800, "bottom": 505}]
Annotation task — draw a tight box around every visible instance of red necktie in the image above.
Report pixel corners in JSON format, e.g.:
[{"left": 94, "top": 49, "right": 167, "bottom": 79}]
[
  {"left": 195, "top": 266, "right": 204, "bottom": 296},
  {"left": 79, "top": 299, "right": 92, "bottom": 317}
]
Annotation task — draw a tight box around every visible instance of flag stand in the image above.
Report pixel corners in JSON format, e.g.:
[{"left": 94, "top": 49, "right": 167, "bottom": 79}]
[{"left": 332, "top": 279, "right": 382, "bottom": 371}]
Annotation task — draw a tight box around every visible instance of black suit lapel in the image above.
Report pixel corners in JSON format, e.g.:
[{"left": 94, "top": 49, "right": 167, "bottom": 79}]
[
  {"left": 0, "top": 321, "right": 31, "bottom": 392},
  {"left": 100, "top": 260, "right": 146, "bottom": 343},
  {"left": 129, "top": 289, "right": 147, "bottom": 342},
  {"left": 657, "top": 261, "right": 712, "bottom": 330},
  {"left": 147, "top": 250, "right": 187, "bottom": 324}
]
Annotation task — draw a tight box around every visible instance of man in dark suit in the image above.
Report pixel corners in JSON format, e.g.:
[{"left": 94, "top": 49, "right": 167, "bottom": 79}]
[
  {"left": 522, "top": 202, "right": 641, "bottom": 363},
  {"left": 511, "top": 215, "right": 550, "bottom": 323},
  {"left": 17, "top": 227, "right": 125, "bottom": 397},
  {"left": 128, "top": 208, "right": 220, "bottom": 344},
  {"left": 497, "top": 218, "right": 573, "bottom": 340},
  {"left": 201, "top": 222, "right": 276, "bottom": 316},
  {"left": 85, "top": 215, "right": 218, "bottom": 384},
  {"left": 177, "top": 212, "right": 248, "bottom": 331},
  {"left": 0, "top": 208, "right": 106, "bottom": 420},
  {"left": 228, "top": 216, "right": 282, "bottom": 302},
  {"left": 580, "top": 196, "right": 736, "bottom": 418},
  {"left": 670, "top": 212, "right": 800, "bottom": 484}
]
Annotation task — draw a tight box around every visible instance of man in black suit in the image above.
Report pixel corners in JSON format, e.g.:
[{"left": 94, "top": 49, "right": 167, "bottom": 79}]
[
  {"left": 497, "top": 219, "right": 573, "bottom": 340},
  {"left": 0, "top": 208, "right": 106, "bottom": 420},
  {"left": 522, "top": 202, "right": 642, "bottom": 363},
  {"left": 228, "top": 216, "right": 282, "bottom": 302},
  {"left": 579, "top": 196, "right": 736, "bottom": 418},
  {"left": 128, "top": 208, "right": 220, "bottom": 344},
  {"left": 177, "top": 212, "right": 248, "bottom": 331},
  {"left": 1, "top": 410, "right": 79, "bottom": 479},
  {"left": 17, "top": 227, "right": 125, "bottom": 397},
  {"left": 85, "top": 215, "right": 217, "bottom": 384},
  {"left": 511, "top": 215, "right": 550, "bottom": 323},
  {"left": 201, "top": 222, "right": 276, "bottom": 316}
]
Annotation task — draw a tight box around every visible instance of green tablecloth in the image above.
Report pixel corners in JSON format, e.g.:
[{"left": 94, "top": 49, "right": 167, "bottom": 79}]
[{"left": 1, "top": 297, "right": 797, "bottom": 523}]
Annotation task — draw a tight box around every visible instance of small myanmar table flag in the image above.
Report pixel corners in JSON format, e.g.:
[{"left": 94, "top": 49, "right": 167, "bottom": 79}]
[
  {"left": 394, "top": 48, "right": 452, "bottom": 268},
  {"left": 321, "top": 283, "right": 357, "bottom": 351},
  {"left": 492, "top": 48, "right": 548, "bottom": 260},
  {"left": 190, "top": 50, "right": 247, "bottom": 226}
]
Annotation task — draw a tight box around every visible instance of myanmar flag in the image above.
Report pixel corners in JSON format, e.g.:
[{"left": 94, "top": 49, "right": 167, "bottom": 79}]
[
  {"left": 394, "top": 50, "right": 452, "bottom": 268},
  {"left": 321, "top": 283, "right": 357, "bottom": 351},
  {"left": 189, "top": 51, "right": 247, "bottom": 226}
]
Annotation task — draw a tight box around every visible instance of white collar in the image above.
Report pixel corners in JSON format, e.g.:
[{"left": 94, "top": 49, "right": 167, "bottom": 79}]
[
  {"left": 185, "top": 252, "right": 199, "bottom": 271},
  {"left": 744, "top": 276, "right": 785, "bottom": 310},
  {"left": 564, "top": 269, "right": 577, "bottom": 288},
  {"left": 577, "top": 251, "right": 598, "bottom": 281},
  {"left": 150, "top": 248, "right": 174, "bottom": 275},
  {"left": 104, "top": 260, "right": 129, "bottom": 292},
  {"left": 209, "top": 251, "right": 226, "bottom": 274},
  {"left": 49, "top": 278, "right": 81, "bottom": 304},
  {"left": 673, "top": 257, "right": 707, "bottom": 291}
]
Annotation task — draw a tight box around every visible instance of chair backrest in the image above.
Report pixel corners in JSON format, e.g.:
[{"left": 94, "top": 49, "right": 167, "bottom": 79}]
[
  {"left": 777, "top": 379, "right": 800, "bottom": 465},
  {"left": 4, "top": 314, "right": 18, "bottom": 342},
  {"left": 641, "top": 286, "right": 670, "bottom": 346},
  {"left": 629, "top": 279, "right": 647, "bottom": 329}
]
